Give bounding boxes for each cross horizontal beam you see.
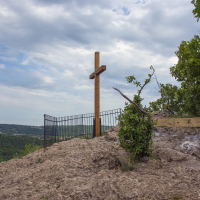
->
[89,65,106,79]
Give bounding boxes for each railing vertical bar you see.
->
[100,117,101,136]
[113,110,115,126]
[107,111,109,130]
[103,111,105,135]
[64,116,66,141]
[44,114,45,149]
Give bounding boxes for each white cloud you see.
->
[21,58,30,65]
[0,64,5,69]
[32,71,55,84]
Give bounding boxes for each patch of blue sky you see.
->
[121,7,130,16]
[0,51,47,87]
[0,50,45,71]
[0,52,24,64]
[112,6,131,16]
[0,43,11,55]
[136,0,148,4]
[0,43,9,50]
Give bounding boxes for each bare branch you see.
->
[113,87,148,115]
[125,140,135,147]
[143,105,149,112]
[138,66,155,97]
[153,75,176,116]
[113,67,155,123]
[152,74,162,92]
[121,110,131,118]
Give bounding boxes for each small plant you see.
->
[164,127,169,132]
[36,157,44,164]
[119,160,135,172]
[150,153,159,160]
[172,194,184,199]
[85,135,93,139]
[118,153,135,172]
[79,134,93,140]
[56,184,60,189]
[39,193,57,200]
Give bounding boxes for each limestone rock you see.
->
[151,110,171,120]
[0,112,200,199]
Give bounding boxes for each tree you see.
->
[148,36,200,118]
[169,35,200,116]
[147,1,200,118]
[191,0,200,22]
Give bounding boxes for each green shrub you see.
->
[114,66,157,166]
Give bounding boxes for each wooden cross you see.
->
[89,52,106,137]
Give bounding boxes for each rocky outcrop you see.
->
[151,110,171,120]
[0,111,200,199]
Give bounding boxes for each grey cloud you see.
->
[1,0,196,59]
[0,0,198,125]
[34,0,113,9]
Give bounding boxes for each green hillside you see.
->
[0,123,114,162]
[0,133,43,163]
[0,124,43,136]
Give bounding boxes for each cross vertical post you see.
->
[95,52,100,137]
[89,52,106,137]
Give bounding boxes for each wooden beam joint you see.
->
[89,65,106,79]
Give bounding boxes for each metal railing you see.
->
[44,108,122,148]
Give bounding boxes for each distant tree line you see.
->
[0,124,44,136]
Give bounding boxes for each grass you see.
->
[78,135,93,139]
[172,194,184,199]
[113,151,161,173]
[118,158,135,172]
[39,193,57,200]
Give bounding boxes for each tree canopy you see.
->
[191,0,200,22]
[147,1,200,118]
[148,36,200,118]
[169,35,200,117]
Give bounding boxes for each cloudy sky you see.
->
[0,0,198,126]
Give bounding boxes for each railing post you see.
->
[93,118,96,138]
[82,114,83,137]
[55,118,57,143]
[44,114,46,150]
[100,118,101,136]
[119,108,122,125]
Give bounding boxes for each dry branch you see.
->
[113,87,149,115]
[137,66,155,97]
[153,75,176,116]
